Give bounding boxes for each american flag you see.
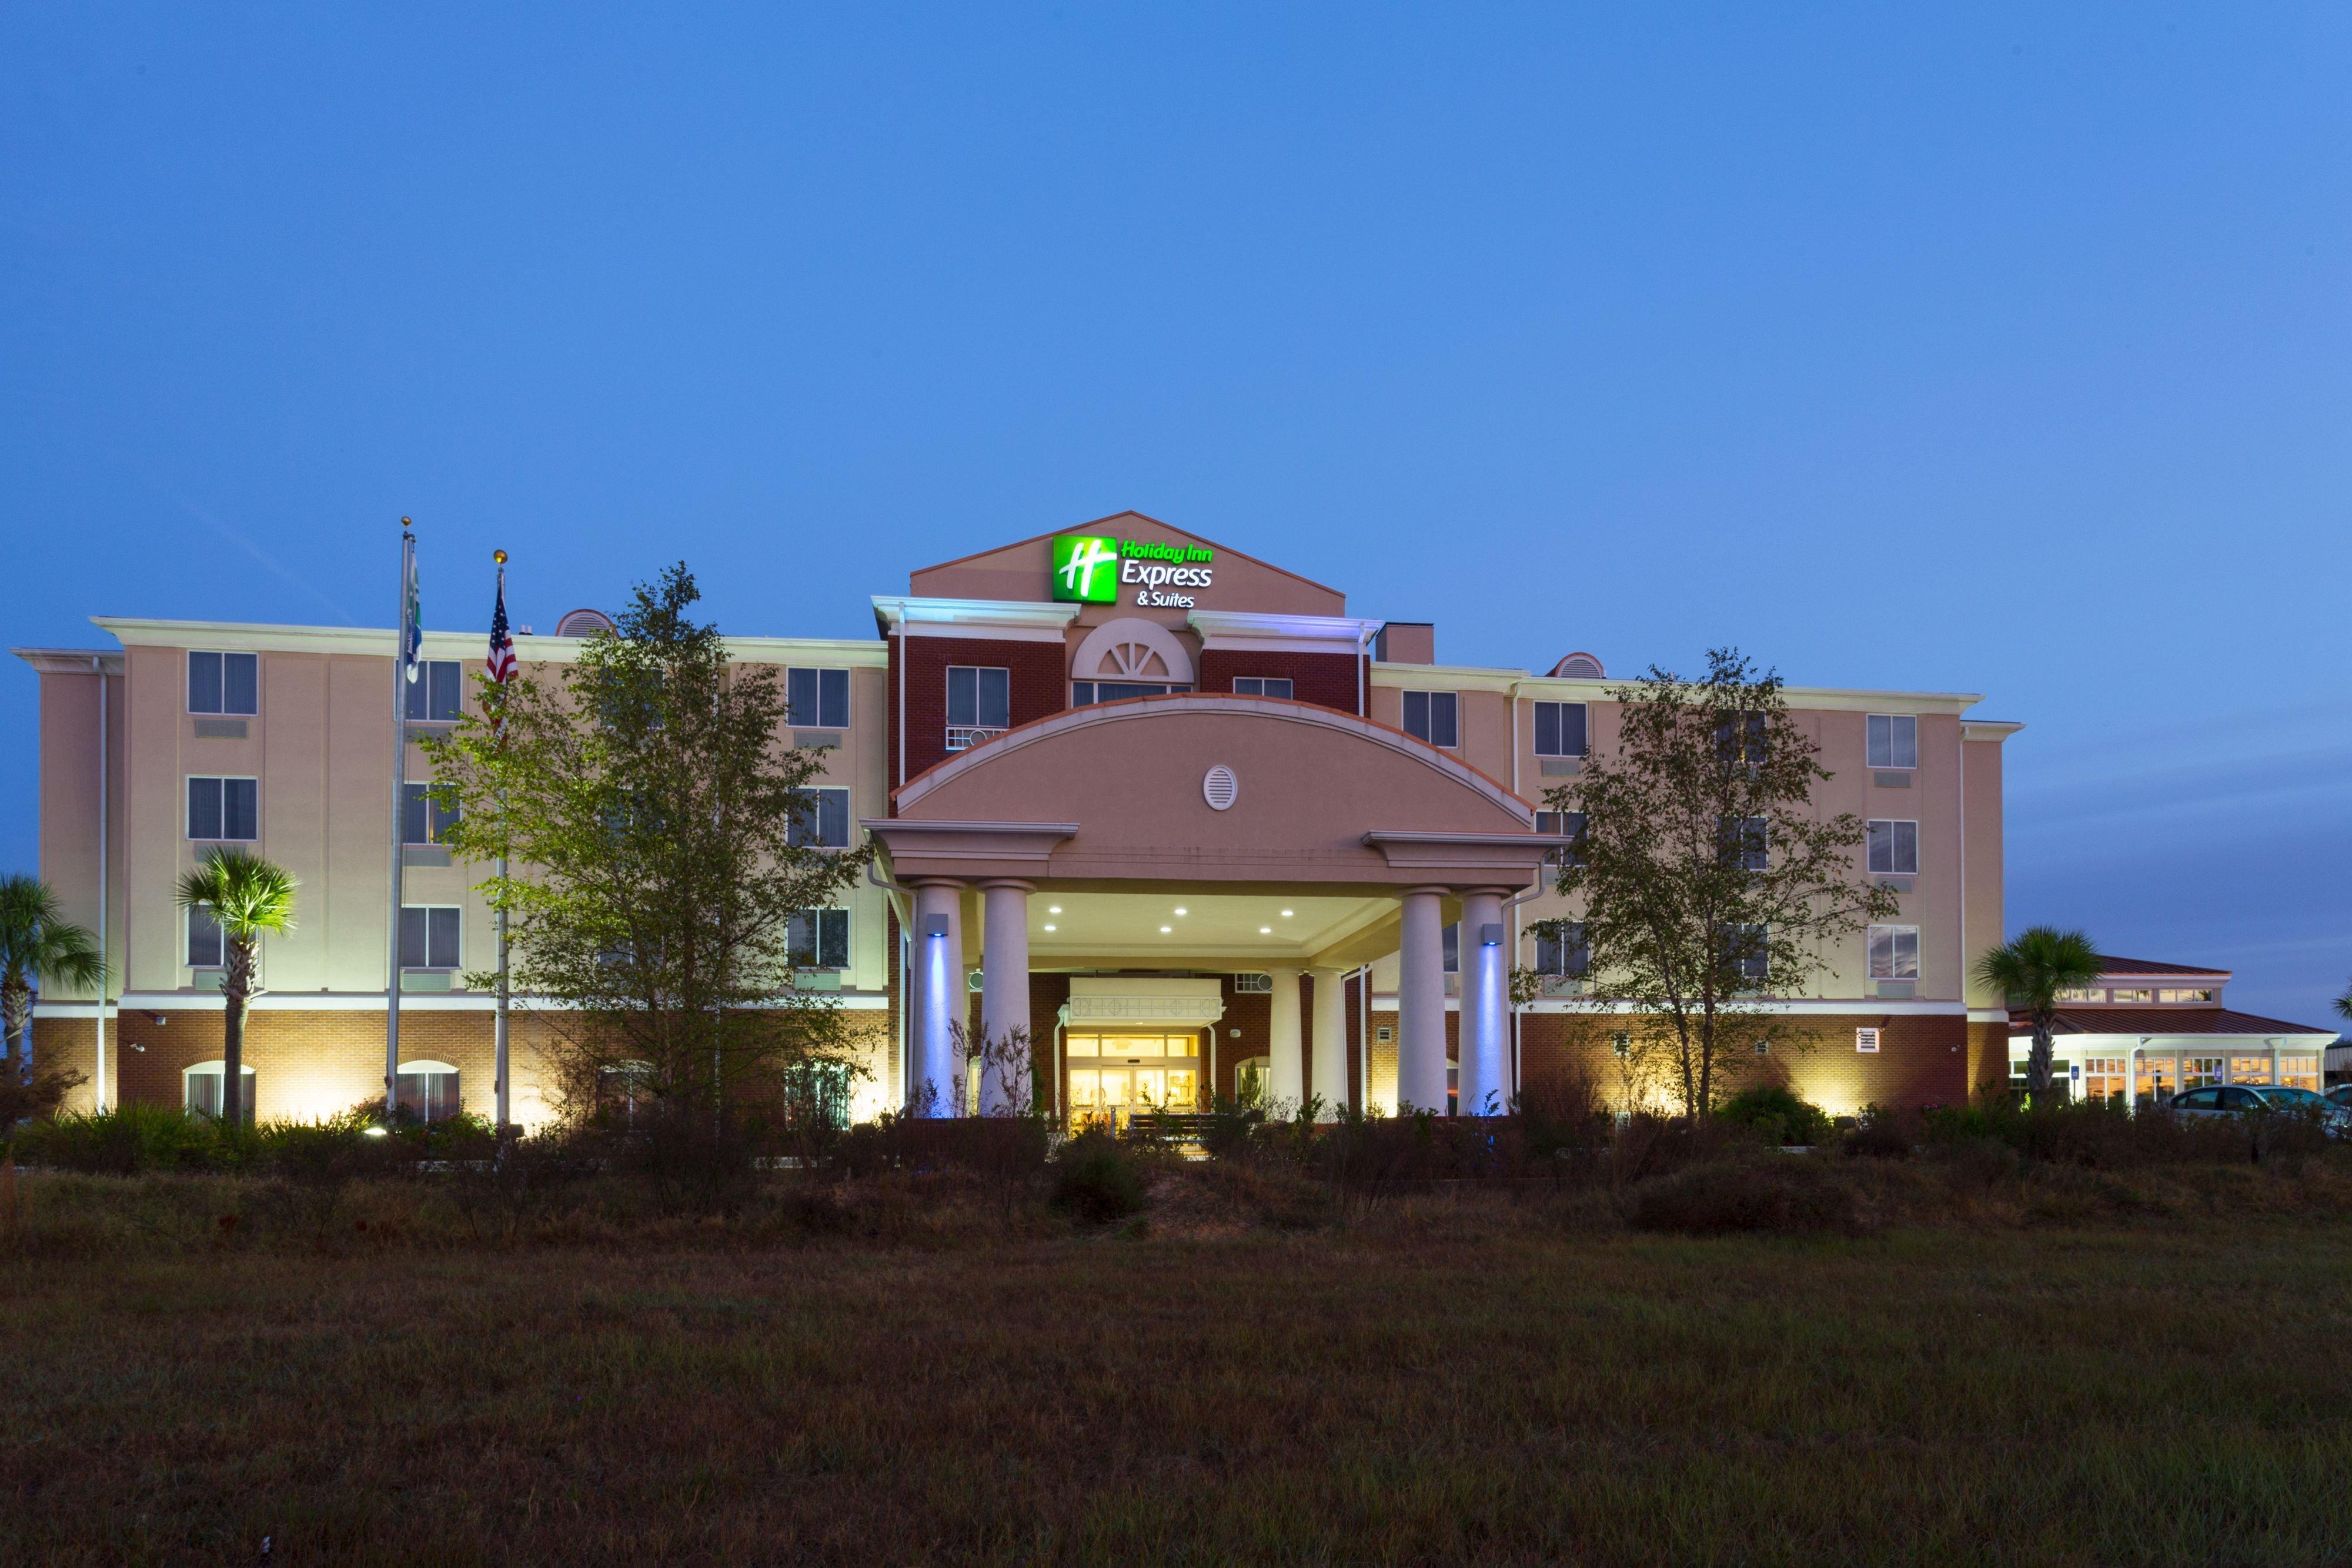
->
[486,571,516,693]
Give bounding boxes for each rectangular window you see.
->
[2183,1055,2225,1089]
[1867,714,1918,770]
[402,783,459,845]
[404,660,464,723]
[1536,810,1586,869]
[1719,815,1768,871]
[1442,921,1460,974]
[788,908,851,970]
[946,666,1011,731]
[2158,988,2215,1004]
[399,907,462,970]
[187,777,259,841]
[1533,701,1588,758]
[1534,920,1589,978]
[2082,1057,2128,1104]
[1866,820,1919,876]
[1232,677,1293,698]
[1071,680,1187,706]
[789,787,851,849]
[2280,1054,2320,1092]
[1855,1027,1881,1054]
[1401,690,1459,748]
[2229,1055,2272,1087]
[188,651,259,716]
[1867,925,1920,980]
[187,907,224,968]
[2111,987,2154,1004]
[2136,1055,2175,1102]
[787,667,850,730]
[1723,924,1768,984]
[2055,986,2105,1002]
[1716,711,1767,765]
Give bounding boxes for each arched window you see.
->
[1068,617,1195,706]
[395,1060,462,1122]
[184,1061,258,1123]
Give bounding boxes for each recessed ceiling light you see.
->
[1043,924,1056,932]
[1174,907,1188,915]
[1160,925,1173,934]
[1280,909,1294,917]
[1048,905,1062,914]
[1259,927,1272,935]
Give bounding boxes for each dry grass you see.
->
[6,1156,2352,1564]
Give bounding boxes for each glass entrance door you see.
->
[1066,1033,1202,1128]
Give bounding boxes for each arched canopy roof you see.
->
[868,695,1562,894]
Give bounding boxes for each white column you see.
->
[1309,966,1348,1119]
[1267,967,1305,1114]
[1457,889,1509,1117]
[1396,888,1449,1114]
[979,880,1033,1116]
[909,880,965,1118]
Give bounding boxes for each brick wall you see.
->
[1196,651,1366,716]
[1518,1010,1970,1114]
[894,634,1070,787]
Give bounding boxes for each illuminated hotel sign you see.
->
[1053,534,1217,609]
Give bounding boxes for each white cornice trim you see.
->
[12,647,123,676]
[870,597,1080,641]
[1370,660,1987,714]
[41,991,893,1015]
[88,617,884,667]
[1188,610,1381,651]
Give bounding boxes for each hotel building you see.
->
[19,513,2031,1126]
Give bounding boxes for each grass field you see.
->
[7,1164,2352,1565]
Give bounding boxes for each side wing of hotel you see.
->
[15,513,2335,1124]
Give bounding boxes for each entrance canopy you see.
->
[863,694,1563,969]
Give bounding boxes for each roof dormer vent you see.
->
[554,609,617,638]
[1549,652,1604,680]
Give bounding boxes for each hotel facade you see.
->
[21,513,2037,1127]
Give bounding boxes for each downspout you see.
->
[1357,621,1381,717]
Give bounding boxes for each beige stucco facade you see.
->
[16,510,2020,1126]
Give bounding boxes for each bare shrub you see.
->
[1628,1154,1869,1236]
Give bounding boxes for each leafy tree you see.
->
[1526,648,1897,1118]
[1973,926,2101,1101]
[175,850,299,1125]
[424,564,871,1142]
[0,874,105,1126]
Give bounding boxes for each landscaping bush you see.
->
[1628,1154,1866,1236]
[1716,1084,1832,1148]
[1051,1131,1146,1223]
[1842,1104,1915,1159]
[1925,1097,2331,1169]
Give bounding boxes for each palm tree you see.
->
[0,874,108,1093]
[1975,926,2102,1102]
[175,850,298,1125]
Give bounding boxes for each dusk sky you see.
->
[5,6,2347,1027]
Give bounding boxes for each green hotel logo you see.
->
[1052,535,1122,603]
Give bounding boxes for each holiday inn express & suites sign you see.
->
[1052,534,1218,609]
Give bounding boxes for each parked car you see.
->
[2327,1085,2352,1111]
[2249,1085,2352,1133]
[2170,1084,2351,1136]
[2168,1085,2267,1119]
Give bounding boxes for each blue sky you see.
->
[5,5,2347,1027]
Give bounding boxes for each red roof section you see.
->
[2095,954,2231,978]
[2009,1006,2336,1039]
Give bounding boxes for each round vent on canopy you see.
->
[555,608,617,638]
[1202,765,1239,812]
[1549,652,1605,679]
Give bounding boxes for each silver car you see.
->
[2170,1084,2350,1135]
[2249,1085,2352,1133]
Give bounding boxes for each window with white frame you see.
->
[1867,925,1919,981]
[1535,810,1586,870]
[402,783,459,845]
[2158,988,2215,1004]
[405,660,464,723]
[1867,714,1917,770]
[788,667,850,730]
[1719,815,1768,871]
[1532,920,1588,978]
[788,908,850,970]
[185,1062,257,1121]
[1232,676,1292,698]
[2055,985,2105,1002]
[188,651,259,716]
[1722,923,1768,984]
[188,907,225,968]
[187,777,259,841]
[399,906,462,971]
[1401,690,1459,748]
[396,1061,463,1121]
[789,787,851,848]
[946,666,1010,745]
[1533,700,1587,758]
[1866,819,1919,876]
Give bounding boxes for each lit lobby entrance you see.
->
[1065,1032,1202,1128]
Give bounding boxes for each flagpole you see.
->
[385,518,416,1116]
[492,549,512,1132]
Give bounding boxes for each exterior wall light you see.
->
[921,915,949,938]
[1481,924,1504,945]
